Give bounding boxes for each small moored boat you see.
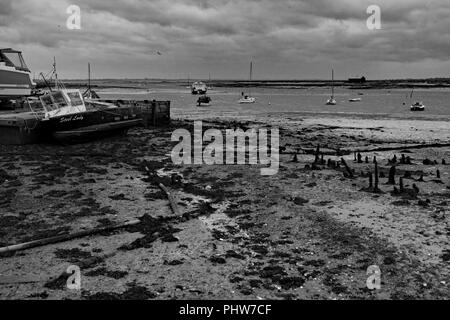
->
[191,82,207,95]
[410,102,425,111]
[38,89,140,143]
[197,95,211,107]
[239,62,256,104]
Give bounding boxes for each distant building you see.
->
[348,76,366,83]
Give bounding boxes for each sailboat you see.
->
[239,61,256,104]
[409,89,425,111]
[83,63,100,100]
[326,69,337,105]
[186,75,191,89]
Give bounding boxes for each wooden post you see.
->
[374,162,379,191]
[152,100,157,127]
[158,183,181,215]
[388,166,396,184]
[314,145,320,163]
[341,158,354,178]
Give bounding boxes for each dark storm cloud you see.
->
[0,0,449,78]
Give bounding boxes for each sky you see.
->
[1,0,449,80]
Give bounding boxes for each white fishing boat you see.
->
[0,48,35,98]
[239,61,256,104]
[326,69,336,105]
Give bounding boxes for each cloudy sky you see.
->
[1,0,449,79]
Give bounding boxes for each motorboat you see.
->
[239,95,256,104]
[197,95,211,107]
[349,98,362,102]
[410,102,425,111]
[0,48,35,98]
[191,81,207,95]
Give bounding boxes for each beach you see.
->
[0,94,449,299]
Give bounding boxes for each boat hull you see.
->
[52,119,141,144]
[239,97,256,104]
[40,107,141,142]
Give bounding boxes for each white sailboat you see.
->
[326,69,336,105]
[239,61,256,104]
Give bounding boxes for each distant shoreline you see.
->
[35,78,450,90]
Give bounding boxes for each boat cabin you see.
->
[0,49,31,72]
[39,89,87,119]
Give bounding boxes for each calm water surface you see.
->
[97,85,450,122]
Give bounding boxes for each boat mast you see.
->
[249,61,253,96]
[53,56,58,90]
[331,69,334,99]
[88,62,91,94]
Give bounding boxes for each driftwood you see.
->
[0,275,47,285]
[144,166,180,215]
[0,219,140,255]
[158,183,181,215]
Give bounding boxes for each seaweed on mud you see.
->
[211,229,229,241]
[27,291,49,299]
[248,279,263,288]
[54,248,104,269]
[108,193,132,201]
[250,245,269,255]
[276,276,306,290]
[259,265,287,279]
[229,275,244,283]
[119,214,182,251]
[144,190,167,200]
[0,215,26,228]
[225,250,246,260]
[303,259,326,267]
[209,255,227,264]
[0,188,17,206]
[163,259,184,266]
[44,272,71,290]
[84,267,128,279]
[59,197,117,221]
[21,226,72,243]
[224,206,252,218]
[322,274,348,295]
[82,283,157,300]
[441,250,450,262]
